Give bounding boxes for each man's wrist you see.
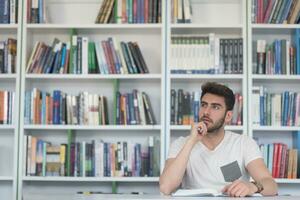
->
[251,181,264,193]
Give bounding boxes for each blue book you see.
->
[259,87,265,125]
[274,40,281,74]
[280,0,293,23]
[38,0,43,23]
[268,144,274,174]
[53,90,61,124]
[282,91,289,126]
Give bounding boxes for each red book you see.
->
[272,143,279,178]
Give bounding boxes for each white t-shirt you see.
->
[167,131,262,192]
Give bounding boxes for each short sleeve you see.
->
[167,137,187,159]
[243,136,263,166]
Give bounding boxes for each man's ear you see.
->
[225,110,233,123]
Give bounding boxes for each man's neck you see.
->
[201,128,225,151]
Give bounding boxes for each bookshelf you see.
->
[18,0,165,199]
[0,0,22,199]
[247,0,300,195]
[0,0,297,199]
[166,0,247,150]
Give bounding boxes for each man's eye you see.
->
[213,106,220,110]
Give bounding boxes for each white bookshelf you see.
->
[25,74,162,80]
[17,0,165,199]
[0,1,22,200]
[1,0,298,199]
[23,176,159,182]
[165,0,248,153]
[247,0,300,195]
[23,125,162,131]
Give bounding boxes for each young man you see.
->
[159,82,278,197]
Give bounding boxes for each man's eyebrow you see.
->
[201,101,223,107]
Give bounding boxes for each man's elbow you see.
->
[159,183,173,195]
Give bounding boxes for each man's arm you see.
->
[222,158,278,197]
[159,138,197,195]
[246,158,278,196]
[159,122,207,195]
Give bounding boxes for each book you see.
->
[172,188,224,197]
[172,188,263,197]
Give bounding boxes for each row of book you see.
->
[171,0,192,23]
[27,0,47,23]
[24,89,109,125]
[0,0,18,24]
[254,39,298,75]
[170,89,243,126]
[252,0,300,24]
[0,38,17,74]
[26,37,149,74]
[116,90,156,125]
[25,135,160,177]
[0,90,14,124]
[260,143,298,179]
[95,0,162,24]
[252,86,300,126]
[170,35,243,74]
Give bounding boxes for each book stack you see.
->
[24,88,109,125]
[252,0,300,24]
[259,143,298,179]
[0,90,15,124]
[24,135,160,177]
[0,38,17,74]
[170,89,242,126]
[116,90,156,125]
[252,86,300,126]
[95,0,162,24]
[171,0,192,23]
[0,0,18,24]
[170,34,243,74]
[254,39,297,75]
[27,0,47,23]
[26,37,149,74]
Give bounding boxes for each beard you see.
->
[200,113,226,133]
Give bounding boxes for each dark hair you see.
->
[201,82,235,111]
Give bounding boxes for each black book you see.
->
[133,42,149,73]
[128,42,144,73]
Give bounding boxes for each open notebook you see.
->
[172,189,263,197]
[172,188,224,197]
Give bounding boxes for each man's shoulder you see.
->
[225,131,254,143]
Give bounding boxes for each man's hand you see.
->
[190,121,207,144]
[222,180,257,197]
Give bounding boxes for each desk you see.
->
[24,194,300,200]
[74,194,300,200]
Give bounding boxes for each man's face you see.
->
[199,93,232,133]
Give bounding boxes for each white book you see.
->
[172,189,263,197]
[214,37,220,73]
[272,93,281,126]
[252,86,260,125]
[172,188,223,197]
[183,0,192,23]
[10,0,16,23]
[93,94,99,125]
[137,92,146,125]
[81,37,89,74]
